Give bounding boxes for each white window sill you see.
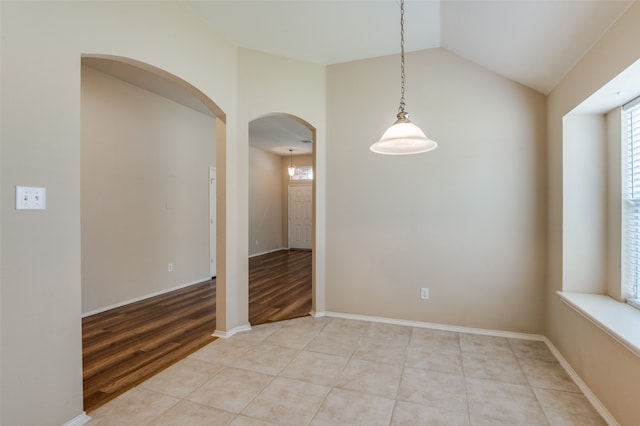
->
[558,291,640,358]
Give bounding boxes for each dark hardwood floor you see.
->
[82,249,311,412]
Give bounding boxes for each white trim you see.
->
[81,277,211,318]
[543,336,619,426]
[310,310,326,318]
[323,311,544,341]
[249,248,289,258]
[213,323,252,338]
[61,413,91,426]
[557,291,640,358]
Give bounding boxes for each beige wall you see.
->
[1,5,327,424]
[249,146,284,256]
[81,65,216,313]
[562,114,607,294]
[547,3,640,425]
[0,2,239,425]
[326,48,547,333]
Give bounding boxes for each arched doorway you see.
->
[248,113,316,323]
[79,55,227,410]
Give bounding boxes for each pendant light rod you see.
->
[398,0,406,115]
[370,0,437,155]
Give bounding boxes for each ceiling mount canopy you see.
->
[370,0,437,156]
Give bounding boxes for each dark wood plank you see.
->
[83,249,311,412]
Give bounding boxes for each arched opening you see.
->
[248,113,316,324]
[79,55,227,411]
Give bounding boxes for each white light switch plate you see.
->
[16,186,46,210]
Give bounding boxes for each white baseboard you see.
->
[323,311,544,341]
[543,337,619,426]
[62,412,91,426]
[81,277,211,318]
[249,247,288,258]
[213,323,252,338]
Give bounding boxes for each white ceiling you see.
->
[182,0,634,156]
[184,0,633,95]
[86,1,635,157]
[249,115,313,156]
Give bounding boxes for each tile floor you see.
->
[87,316,607,425]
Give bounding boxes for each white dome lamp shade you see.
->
[370,0,438,155]
[371,111,437,155]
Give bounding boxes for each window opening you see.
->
[623,96,640,308]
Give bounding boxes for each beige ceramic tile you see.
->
[280,350,349,386]
[534,388,606,425]
[391,400,470,426]
[186,367,272,413]
[466,377,548,425]
[149,400,236,426]
[233,323,281,344]
[188,337,256,365]
[519,358,580,392]
[509,339,557,362]
[231,342,299,375]
[321,318,370,337]
[264,325,319,350]
[405,345,463,374]
[410,328,460,353]
[364,322,412,345]
[89,317,605,426]
[353,338,407,366]
[87,387,178,426]
[459,333,513,356]
[242,377,330,425]
[462,351,527,384]
[311,388,395,426]
[229,415,280,426]
[397,367,468,413]
[140,358,224,398]
[336,357,403,399]
[281,315,332,332]
[305,332,361,357]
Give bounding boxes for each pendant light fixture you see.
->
[370,0,437,155]
[287,149,296,177]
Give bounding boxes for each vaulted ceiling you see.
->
[185,0,633,95]
[89,1,635,156]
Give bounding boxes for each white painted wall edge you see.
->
[81,277,211,318]
[213,323,252,338]
[315,310,617,425]
[317,311,545,340]
[557,291,640,358]
[61,412,91,426]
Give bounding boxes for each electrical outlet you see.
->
[421,288,429,300]
[168,263,174,272]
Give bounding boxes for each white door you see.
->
[288,184,312,250]
[210,167,216,278]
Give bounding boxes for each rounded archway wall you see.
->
[80,54,227,325]
[248,113,316,323]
